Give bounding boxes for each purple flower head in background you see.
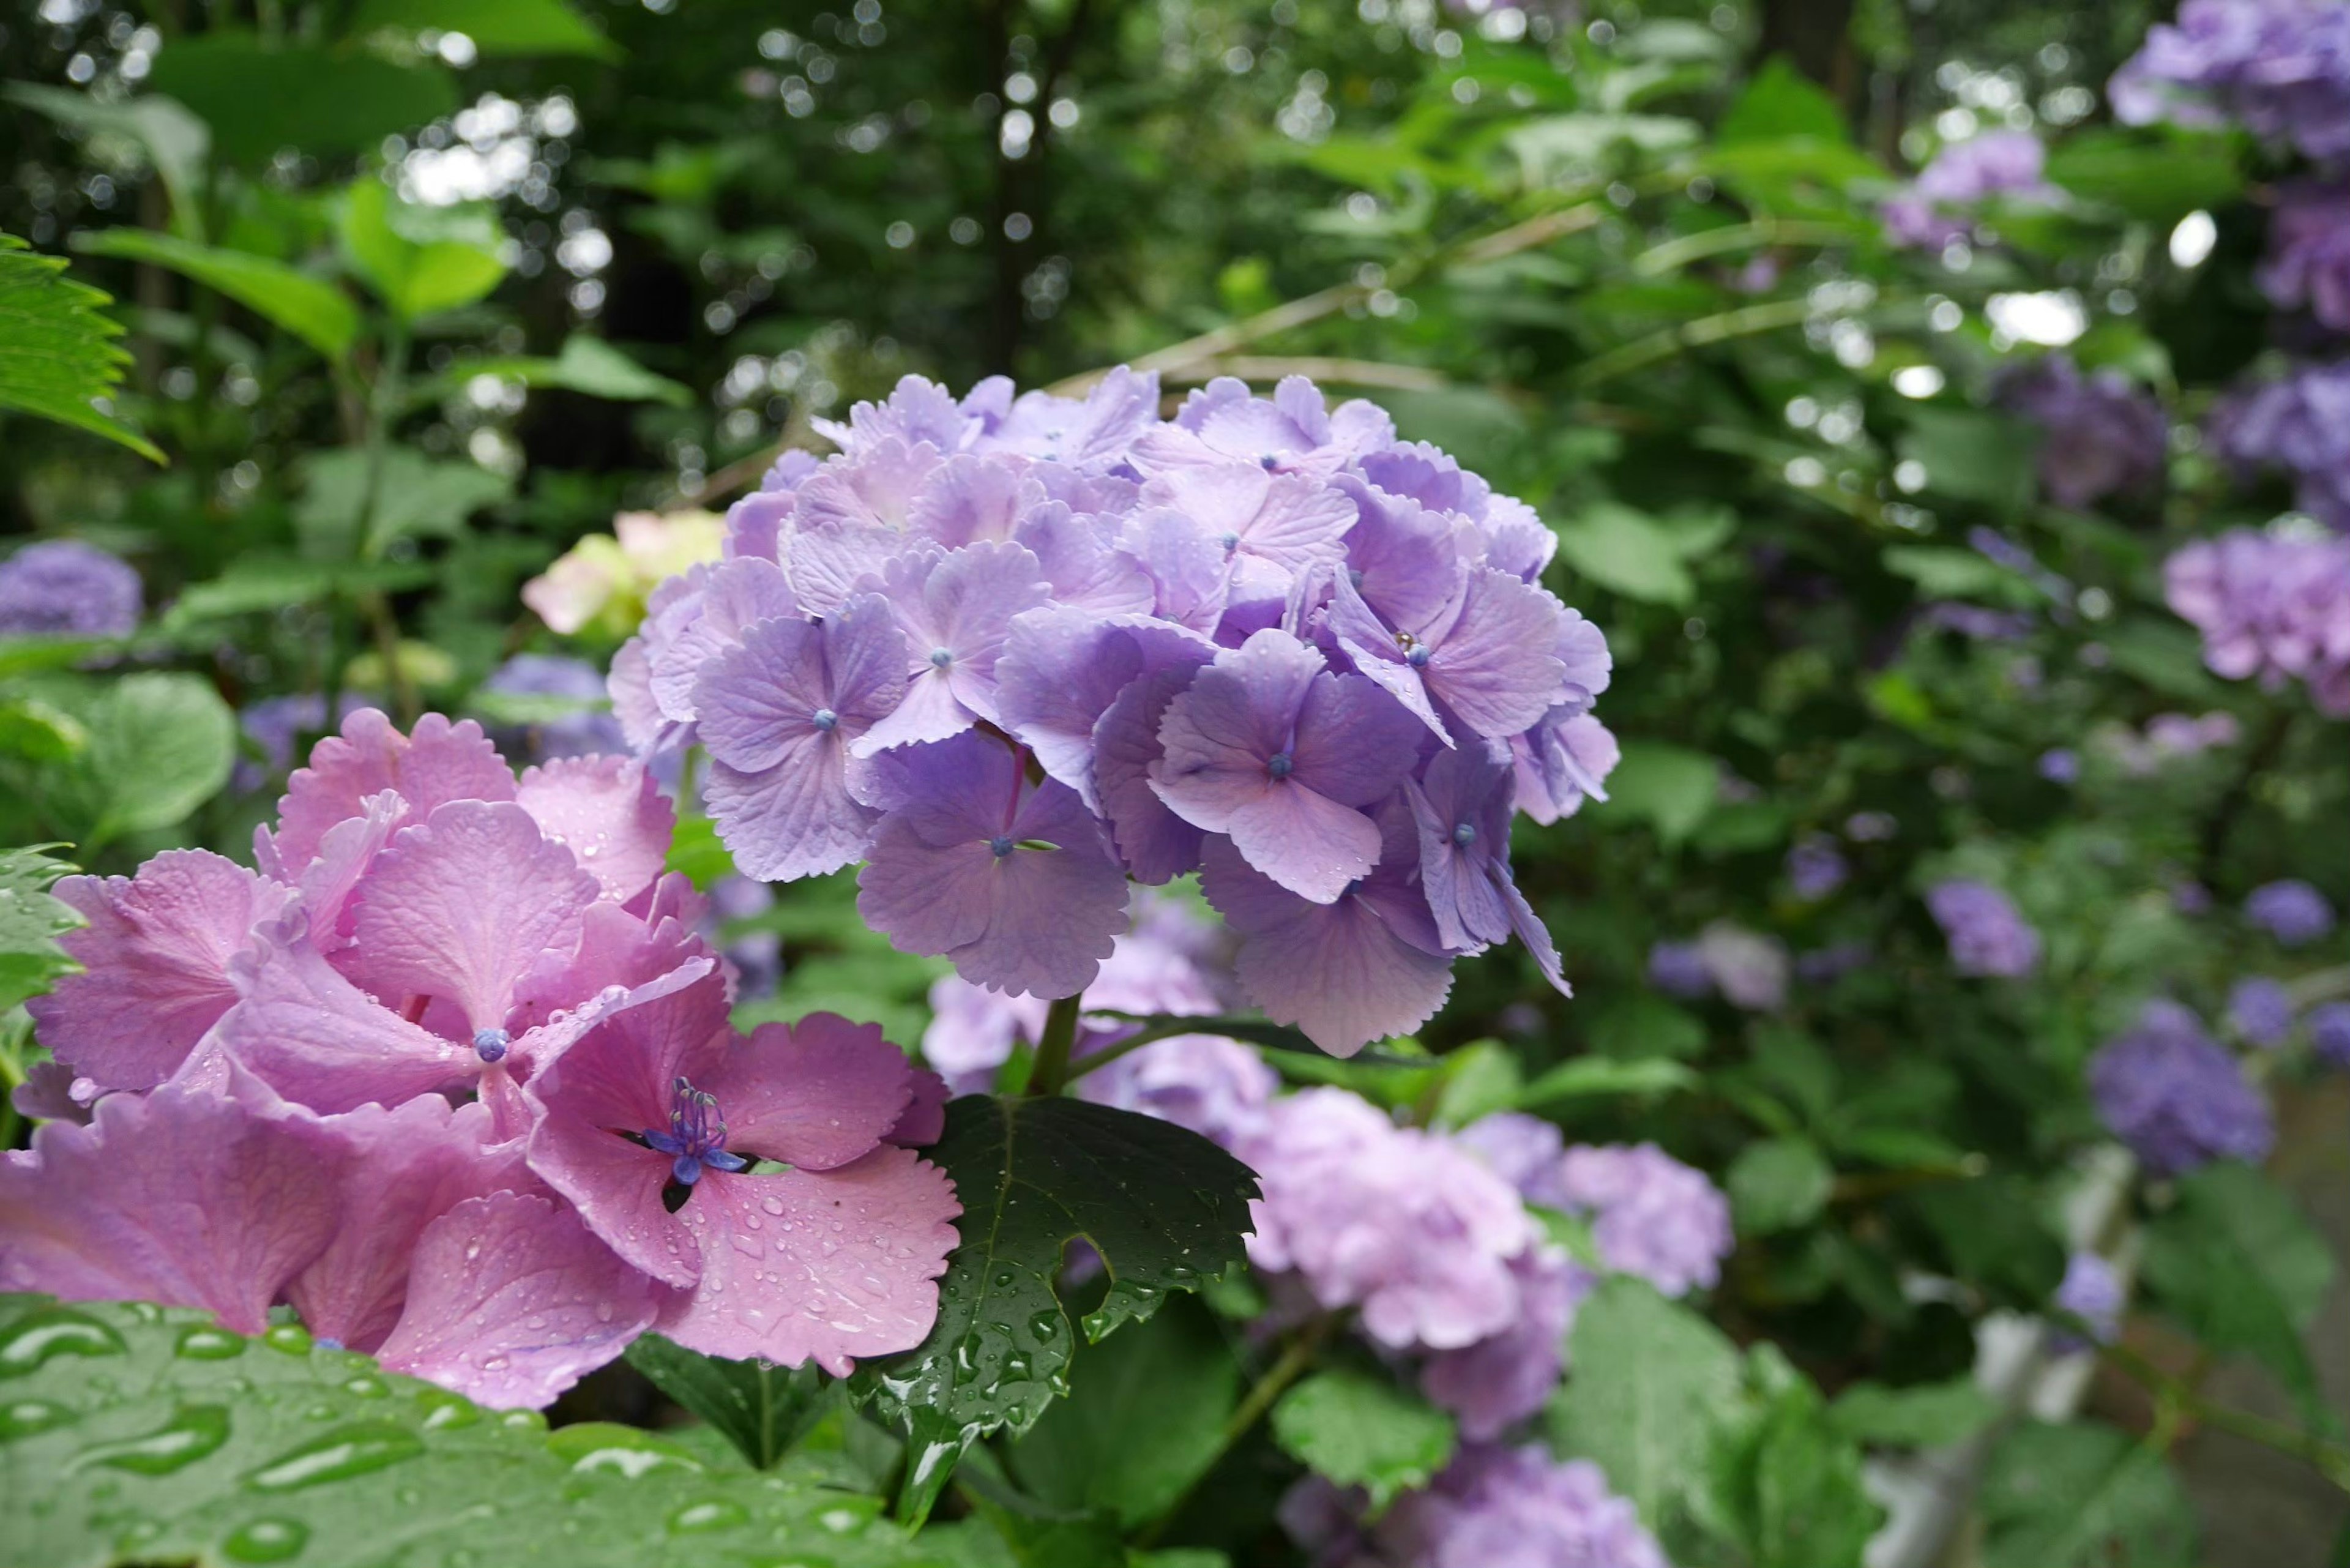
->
[2040,747,2081,784]
[2165,529,2350,715]
[2207,367,2350,532]
[2051,1251,2125,1353]
[0,538,143,638]
[1647,938,1714,999]
[482,653,629,761]
[1553,1141,1735,1298]
[2112,0,2350,162]
[2228,976,2298,1047]
[2261,182,2350,330]
[1994,356,2168,508]
[1787,833,1849,900]
[1881,132,2056,249]
[1928,879,2042,977]
[2245,878,2338,944]
[617,370,1605,1053]
[2087,999,2275,1176]
[1289,1443,1668,1568]
[2309,1001,2350,1067]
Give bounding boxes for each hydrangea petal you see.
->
[654,1147,960,1375]
[517,755,676,906]
[376,1190,660,1409]
[269,709,516,873]
[0,1082,343,1332]
[29,850,292,1094]
[345,801,602,1034]
[1095,663,1213,884]
[699,1012,915,1171]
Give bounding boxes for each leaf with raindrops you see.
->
[0,1294,944,1568]
[846,1096,1259,1525]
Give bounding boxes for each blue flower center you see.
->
[642,1076,748,1188]
[1266,752,1295,780]
[928,647,954,669]
[811,707,839,732]
[988,835,1018,858]
[1453,822,1477,847]
[1218,531,1240,553]
[1406,644,1433,669]
[472,1027,509,1064]
[1258,454,1281,471]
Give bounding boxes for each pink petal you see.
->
[0,1082,343,1332]
[214,917,475,1114]
[345,801,602,1035]
[701,1013,913,1171]
[517,755,676,906]
[654,1148,960,1375]
[1202,838,1455,1057]
[29,850,292,1094]
[887,1068,950,1148]
[608,637,668,753]
[376,1190,660,1408]
[284,1096,526,1353]
[296,789,405,948]
[269,709,515,873]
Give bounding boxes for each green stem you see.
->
[2102,1341,2350,1495]
[1138,1314,1335,1548]
[1024,993,1084,1098]
[1055,1017,1200,1086]
[1573,297,1819,388]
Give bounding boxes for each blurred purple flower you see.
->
[1881,132,2056,249]
[2262,182,2350,329]
[1647,939,1714,999]
[2087,999,2275,1176]
[2051,1251,2124,1353]
[2207,367,2350,531]
[482,654,628,761]
[2039,748,2081,784]
[1994,356,2168,508]
[2113,0,2350,161]
[0,539,143,638]
[1928,880,2042,977]
[2228,976,2297,1047]
[1319,1443,1669,1568]
[2245,878,2338,945]
[2309,1001,2350,1067]
[2165,529,2350,715]
[1554,1141,1734,1298]
[1787,834,1849,901]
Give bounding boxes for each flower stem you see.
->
[1025,993,1085,1098]
[1138,1313,1334,1548]
[2103,1339,2350,1495]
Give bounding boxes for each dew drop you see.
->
[174,1327,245,1362]
[242,1422,423,1491]
[69,1403,231,1476]
[261,1324,313,1357]
[668,1499,748,1534]
[0,1307,127,1376]
[221,1517,309,1563]
[0,1398,75,1442]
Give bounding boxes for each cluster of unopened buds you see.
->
[617,368,1618,1052]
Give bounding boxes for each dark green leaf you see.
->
[1903,1178,2067,1305]
[1516,1054,1696,1111]
[74,229,360,361]
[849,1096,1258,1523]
[1,673,234,844]
[1548,1277,1742,1530]
[418,335,692,406]
[1270,1370,1456,1509]
[338,181,507,323]
[622,1334,834,1469]
[4,87,209,241]
[1718,56,1849,146]
[1584,994,1709,1061]
[147,35,457,166]
[0,846,82,1015]
[1727,1138,1832,1235]
[297,446,513,559]
[2045,130,2243,224]
[1597,741,1717,845]
[0,1296,933,1568]
[1553,501,1696,606]
[1895,408,2039,511]
[1979,1421,2196,1567]
[0,235,161,461]
[1008,1298,1239,1528]
[163,558,436,628]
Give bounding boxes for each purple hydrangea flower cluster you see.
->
[1646,923,1792,1009]
[2245,878,2338,944]
[2087,999,2275,1176]
[4,709,958,1406]
[0,538,143,638]
[1993,356,2168,509]
[1283,1443,1668,1568]
[1927,880,2043,977]
[2310,1000,2350,1067]
[2261,183,2350,329]
[1241,1089,1587,1440]
[2051,1251,2125,1353]
[482,652,630,760]
[2165,529,2350,715]
[1881,132,2057,249]
[1786,833,1849,900]
[2228,976,2299,1046]
[920,890,1278,1148]
[2111,0,2350,162]
[613,371,1616,1055]
[2207,366,2350,531]
[1461,1114,1734,1299]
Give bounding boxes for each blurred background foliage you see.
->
[2,0,2347,1564]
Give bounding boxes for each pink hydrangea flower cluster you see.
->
[2164,528,2350,716]
[613,371,1617,1055]
[2,711,958,1408]
[1242,1088,1588,1440]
